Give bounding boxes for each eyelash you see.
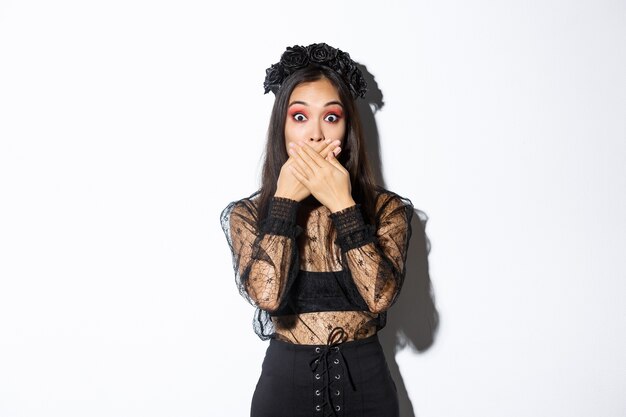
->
[291,112,342,123]
[324,113,341,123]
[293,113,307,122]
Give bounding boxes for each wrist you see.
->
[329,197,356,213]
[274,190,301,202]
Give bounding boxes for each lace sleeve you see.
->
[329,192,413,313]
[220,196,301,312]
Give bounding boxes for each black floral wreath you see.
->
[263,43,367,99]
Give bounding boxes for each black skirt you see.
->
[251,330,399,417]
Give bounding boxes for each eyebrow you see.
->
[288,100,344,108]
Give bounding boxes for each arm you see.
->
[330,193,413,313]
[222,142,341,311]
[221,196,301,312]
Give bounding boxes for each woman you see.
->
[221,43,413,417]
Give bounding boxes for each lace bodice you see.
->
[221,189,413,344]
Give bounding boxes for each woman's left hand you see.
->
[287,141,356,213]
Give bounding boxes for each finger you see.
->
[283,155,297,169]
[325,147,341,162]
[293,142,323,169]
[319,140,342,158]
[326,149,345,170]
[288,145,315,176]
[288,140,338,159]
[288,164,310,186]
[297,141,327,167]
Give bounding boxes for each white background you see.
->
[1,1,625,416]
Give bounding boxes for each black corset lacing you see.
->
[309,327,356,416]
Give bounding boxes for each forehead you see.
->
[289,78,341,104]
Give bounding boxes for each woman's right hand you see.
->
[274,139,342,201]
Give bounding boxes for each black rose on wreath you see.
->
[348,69,368,98]
[332,51,356,76]
[263,42,368,99]
[281,45,309,69]
[263,63,284,94]
[308,43,338,64]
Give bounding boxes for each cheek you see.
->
[284,121,303,152]
[333,121,347,144]
[284,121,316,149]
[284,121,298,146]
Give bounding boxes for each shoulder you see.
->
[220,191,261,222]
[373,187,414,216]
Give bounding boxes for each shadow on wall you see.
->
[357,64,440,417]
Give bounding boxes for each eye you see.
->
[324,113,341,123]
[293,113,307,122]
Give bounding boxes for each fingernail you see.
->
[289,142,295,147]
[333,147,341,156]
[333,140,341,146]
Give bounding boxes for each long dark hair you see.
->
[256,65,378,226]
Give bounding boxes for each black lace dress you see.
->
[221,189,413,345]
[221,189,413,417]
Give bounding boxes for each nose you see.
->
[308,120,324,142]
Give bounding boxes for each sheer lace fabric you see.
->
[221,189,413,345]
